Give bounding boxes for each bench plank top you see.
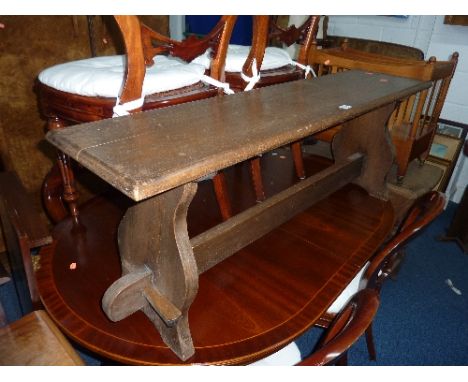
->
[46,70,429,201]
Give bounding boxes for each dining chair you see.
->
[308,46,458,183]
[38,15,237,223]
[314,190,445,361]
[217,15,321,201]
[251,288,380,366]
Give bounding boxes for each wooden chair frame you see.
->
[298,289,379,366]
[225,16,320,90]
[224,16,320,202]
[39,15,237,224]
[315,190,445,361]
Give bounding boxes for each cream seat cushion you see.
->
[193,44,294,73]
[325,261,370,315]
[250,342,302,366]
[38,55,207,98]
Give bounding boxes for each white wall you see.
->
[328,16,436,53]
[328,15,468,202]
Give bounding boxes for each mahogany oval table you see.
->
[36,153,395,365]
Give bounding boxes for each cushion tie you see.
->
[113,96,145,117]
[292,60,317,78]
[201,75,234,95]
[241,59,261,91]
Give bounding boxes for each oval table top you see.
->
[36,152,394,365]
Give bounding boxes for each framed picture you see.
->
[436,122,464,139]
[429,133,462,162]
[427,119,468,192]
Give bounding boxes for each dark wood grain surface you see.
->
[36,152,394,365]
[0,310,84,365]
[46,70,429,201]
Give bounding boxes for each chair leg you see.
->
[42,162,69,224]
[56,151,81,226]
[47,117,81,226]
[212,172,232,221]
[393,144,412,185]
[291,141,305,180]
[396,160,410,184]
[389,250,406,281]
[336,351,348,366]
[249,157,266,202]
[365,323,377,361]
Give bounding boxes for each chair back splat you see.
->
[38,15,237,224]
[253,289,380,366]
[222,16,320,202]
[299,289,380,366]
[225,16,320,91]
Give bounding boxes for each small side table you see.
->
[439,141,468,253]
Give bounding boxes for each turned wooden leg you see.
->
[396,158,411,185]
[249,157,266,202]
[291,141,306,180]
[212,172,232,221]
[42,162,68,223]
[365,323,377,361]
[47,117,80,225]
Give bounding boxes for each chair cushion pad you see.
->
[38,55,207,98]
[325,261,370,314]
[195,44,293,73]
[250,342,302,366]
